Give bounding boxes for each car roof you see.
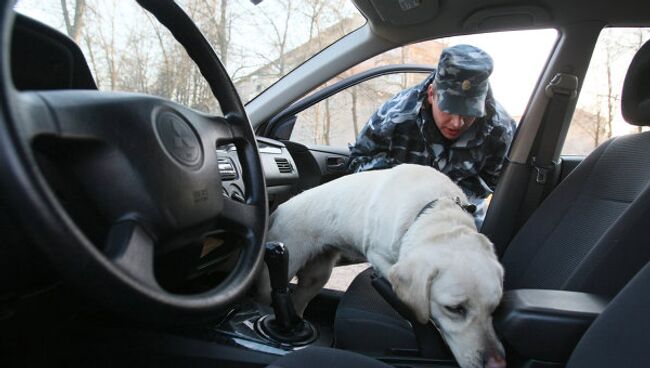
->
[356,0,650,44]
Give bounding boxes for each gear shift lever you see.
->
[256,242,317,345]
[265,241,301,329]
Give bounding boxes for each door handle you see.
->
[326,157,347,171]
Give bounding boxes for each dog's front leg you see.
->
[292,250,340,317]
[366,251,395,278]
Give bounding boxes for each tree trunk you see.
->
[61,0,86,42]
[595,108,602,147]
[606,50,614,139]
[351,86,359,136]
[313,103,321,144]
[218,0,229,67]
[324,98,331,145]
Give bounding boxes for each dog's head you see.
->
[389,233,505,368]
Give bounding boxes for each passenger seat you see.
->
[334,40,650,355]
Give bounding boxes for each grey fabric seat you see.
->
[266,346,393,368]
[334,40,650,354]
[276,262,650,368]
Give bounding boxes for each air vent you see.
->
[218,158,237,180]
[275,157,293,174]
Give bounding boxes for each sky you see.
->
[450,29,558,118]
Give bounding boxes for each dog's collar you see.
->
[415,197,477,220]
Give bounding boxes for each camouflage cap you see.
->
[434,44,494,118]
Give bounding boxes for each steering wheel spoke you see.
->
[10,91,60,142]
[105,220,160,290]
[219,196,264,234]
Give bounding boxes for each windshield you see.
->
[14,0,366,109]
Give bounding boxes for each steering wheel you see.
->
[0,0,267,325]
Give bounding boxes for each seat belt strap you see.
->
[515,73,579,232]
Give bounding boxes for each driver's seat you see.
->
[269,262,650,367]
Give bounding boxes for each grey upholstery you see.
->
[622,40,650,125]
[566,262,650,368]
[334,40,650,354]
[334,267,416,354]
[266,346,393,368]
[501,132,650,294]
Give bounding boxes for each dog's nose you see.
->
[483,353,506,368]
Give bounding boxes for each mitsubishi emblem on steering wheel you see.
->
[156,111,203,167]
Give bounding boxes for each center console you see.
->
[494,289,609,367]
[211,242,328,356]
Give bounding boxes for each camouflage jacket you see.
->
[348,73,516,199]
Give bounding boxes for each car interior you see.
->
[1,0,649,367]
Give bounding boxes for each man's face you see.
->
[427,84,477,140]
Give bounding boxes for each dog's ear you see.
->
[388,255,439,324]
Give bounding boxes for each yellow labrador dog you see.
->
[260,164,505,368]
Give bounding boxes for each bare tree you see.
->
[60,0,86,42]
[350,85,359,136]
[312,102,321,143]
[323,96,331,145]
[572,106,607,150]
[192,0,232,68]
[605,45,616,139]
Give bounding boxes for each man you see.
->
[348,44,516,226]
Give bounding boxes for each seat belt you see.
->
[515,73,579,231]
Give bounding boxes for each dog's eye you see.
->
[444,305,467,317]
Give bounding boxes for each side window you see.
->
[563,28,650,155]
[290,29,558,148]
[291,72,431,147]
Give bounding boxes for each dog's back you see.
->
[267,164,467,274]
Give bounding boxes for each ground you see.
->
[324,263,369,291]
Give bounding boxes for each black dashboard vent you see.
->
[274,157,293,174]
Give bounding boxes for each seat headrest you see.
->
[622,40,650,126]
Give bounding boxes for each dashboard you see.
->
[217,137,299,206]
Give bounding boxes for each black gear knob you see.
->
[265,241,289,290]
[258,242,318,345]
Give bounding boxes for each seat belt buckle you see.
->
[535,166,549,184]
[532,157,557,184]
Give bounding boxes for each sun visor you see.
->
[355,0,439,26]
[463,5,552,32]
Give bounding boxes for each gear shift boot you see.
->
[256,314,318,345]
[256,242,318,346]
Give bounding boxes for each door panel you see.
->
[270,141,349,211]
